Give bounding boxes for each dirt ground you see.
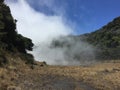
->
[0,59,120,90]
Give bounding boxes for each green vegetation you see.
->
[0,1,34,52]
[0,1,34,66]
[81,17,120,60]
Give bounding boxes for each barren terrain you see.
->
[0,57,120,90]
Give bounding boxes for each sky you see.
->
[26,0,120,34]
[6,0,73,43]
[6,0,120,35]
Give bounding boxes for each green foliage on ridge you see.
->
[0,1,34,53]
[81,17,120,60]
[0,1,34,65]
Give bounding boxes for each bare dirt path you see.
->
[38,75,95,90]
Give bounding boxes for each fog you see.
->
[33,36,96,65]
[6,0,96,65]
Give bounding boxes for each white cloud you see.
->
[5,0,75,65]
[5,0,96,65]
[27,0,66,16]
[5,0,72,44]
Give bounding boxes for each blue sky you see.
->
[27,0,120,34]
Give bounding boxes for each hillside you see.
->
[0,0,34,66]
[50,17,120,61]
[82,17,120,60]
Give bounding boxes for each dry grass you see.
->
[0,55,120,90]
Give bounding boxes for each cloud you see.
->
[32,36,96,65]
[27,0,66,16]
[5,0,72,44]
[28,0,55,9]
[5,0,96,65]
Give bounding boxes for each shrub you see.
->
[20,53,34,64]
[0,55,8,67]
